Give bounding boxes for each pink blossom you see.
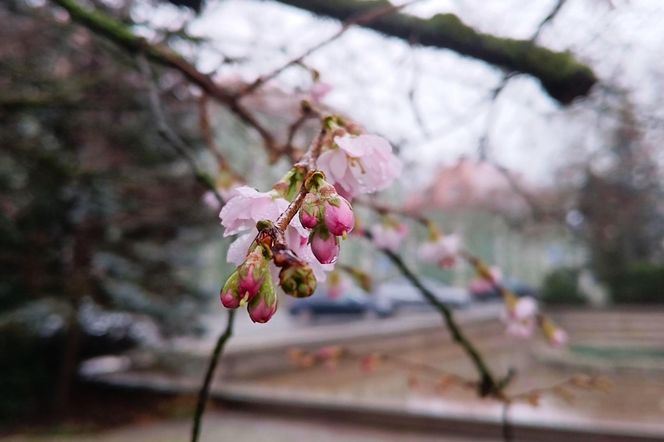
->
[370,223,409,252]
[510,297,538,321]
[502,296,538,339]
[323,197,354,236]
[317,134,401,197]
[417,234,462,268]
[311,231,340,264]
[219,186,286,237]
[203,184,241,211]
[310,82,332,102]
[549,328,569,347]
[222,187,332,282]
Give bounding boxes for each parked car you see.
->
[375,278,471,311]
[288,288,394,320]
[470,278,539,302]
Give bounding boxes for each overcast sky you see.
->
[134,0,664,188]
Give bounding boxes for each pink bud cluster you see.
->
[220,245,277,323]
[298,174,355,265]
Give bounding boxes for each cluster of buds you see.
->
[220,220,318,323]
[220,244,276,323]
[298,171,355,264]
[272,242,317,299]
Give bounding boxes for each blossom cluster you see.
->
[299,172,354,264]
[217,124,401,323]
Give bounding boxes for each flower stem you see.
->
[191,310,236,442]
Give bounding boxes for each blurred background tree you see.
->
[576,103,664,304]
[0,0,214,419]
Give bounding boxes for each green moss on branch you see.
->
[274,0,597,104]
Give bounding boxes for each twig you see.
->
[406,44,430,138]
[282,103,318,160]
[488,160,549,221]
[477,73,513,160]
[197,95,243,181]
[51,0,277,154]
[531,0,568,42]
[378,245,501,398]
[274,125,329,231]
[191,310,236,442]
[137,55,225,207]
[242,0,422,96]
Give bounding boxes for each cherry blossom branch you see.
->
[271,125,328,233]
[191,310,236,442]
[378,245,502,398]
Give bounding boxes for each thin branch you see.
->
[378,245,501,398]
[197,95,243,182]
[275,126,329,231]
[137,55,225,207]
[50,0,277,152]
[191,310,236,442]
[488,160,550,221]
[531,0,568,42]
[407,45,430,138]
[477,73,513,160]
[243,0,422,96]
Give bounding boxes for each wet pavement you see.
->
[2,409,488,442]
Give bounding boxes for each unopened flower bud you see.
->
[236,246,269,304]
[541,317,569,347]
[220,270,241,309]
[324,196,354,236]
[248,277,277,323]
[310,229,339,264]
[280,263,317,298]
[299,193,321,229]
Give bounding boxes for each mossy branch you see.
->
[272,0,597,104]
